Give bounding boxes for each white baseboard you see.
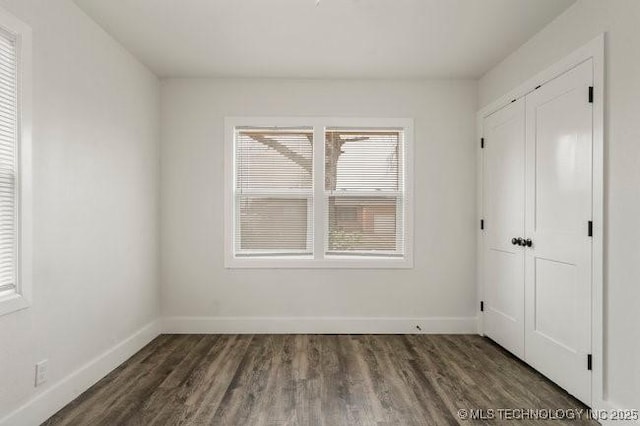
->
[161,316,478,334]
[0,320,161,426]
[594,399,639,426]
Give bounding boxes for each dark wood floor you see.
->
[44,334,596,425]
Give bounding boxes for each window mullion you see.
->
[312,123,325,260]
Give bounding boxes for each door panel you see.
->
[534,257,580,351]
[524,60,593,405]
[483,99,525,359]
[533,87,592,236]
[487,251,520,322]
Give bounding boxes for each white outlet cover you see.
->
[35,360,48,387]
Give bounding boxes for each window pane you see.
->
[236,128,312,191]
[327,196,401,254]
[0,31,17,291]
[237,197,311,254]
[325,130,401,191]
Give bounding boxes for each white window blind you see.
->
[227,118,412,267]
[0,28,17,296]
[325,129,404,256]
[234,127,313,256]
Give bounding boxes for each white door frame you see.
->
[476,34,604,408]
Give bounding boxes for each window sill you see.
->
[225,256,413,269]
[0,292,30,317]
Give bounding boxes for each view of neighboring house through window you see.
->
[227,118,412,267]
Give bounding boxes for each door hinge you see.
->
[480,301,484,312]
[587,354,592,371]
[480,219,484,230]
[588,220,593,237]
[589,86,594,103]
[481,138,485,149]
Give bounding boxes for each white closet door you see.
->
[524,60,593,405]
[482,98,525,359]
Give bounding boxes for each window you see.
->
[0,8,32,317]
[235,127,313,256]
[225,118,413,268]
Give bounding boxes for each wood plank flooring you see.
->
[44,335,596,425]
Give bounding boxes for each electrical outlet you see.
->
[35,360,48,387]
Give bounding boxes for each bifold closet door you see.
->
[524,59,593,405]
[482,98,525,359]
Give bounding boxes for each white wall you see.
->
[479,0,640,411]
[160,79,478,331]
[0,0,159,419]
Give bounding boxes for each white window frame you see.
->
[224,117,414,269]
[0,7,32,317]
